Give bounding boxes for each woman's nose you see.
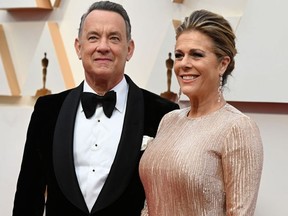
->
[180,55,192,69]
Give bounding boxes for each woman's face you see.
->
[174,30,229,102]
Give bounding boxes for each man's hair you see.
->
[78,1,132,41]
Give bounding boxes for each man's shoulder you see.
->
[141,88,162,99]
[124,75,179,109]
[141,89,179,108]
[34,88,74,112]
[37,88,71,103]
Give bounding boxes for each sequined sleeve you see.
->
[140,200,148,216]
[222,117,263,215]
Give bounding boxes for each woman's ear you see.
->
[220,56,230,73]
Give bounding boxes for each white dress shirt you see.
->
[73,77,128,211]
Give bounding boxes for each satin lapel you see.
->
[92,75,144,212]
[53,82,89,214]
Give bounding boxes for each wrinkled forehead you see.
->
[176,30,215,51]
[82,10,127,35]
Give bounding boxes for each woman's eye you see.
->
[192,52,204,58]
[175,53,183,59]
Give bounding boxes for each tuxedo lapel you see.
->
[91,75,145,212]
[53,77,145,214]
[53,82,89,214]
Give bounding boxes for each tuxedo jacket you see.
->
[13,75,179,216]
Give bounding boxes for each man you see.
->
[12,1,179,216]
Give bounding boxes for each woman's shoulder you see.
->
[224,103,250,119]
[223,103,259,130]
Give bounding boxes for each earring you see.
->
[177,88,182,103]
[218,74,223,103]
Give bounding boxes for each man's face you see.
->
[75,10,134,92]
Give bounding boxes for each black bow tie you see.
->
[80,91,116,118]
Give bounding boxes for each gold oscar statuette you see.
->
[160,52,178,102]
[35,52,51,97]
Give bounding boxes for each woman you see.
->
[139,9,263,215]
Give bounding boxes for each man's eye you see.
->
[88,36,97,41]
[110,36,120,42]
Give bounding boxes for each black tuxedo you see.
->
[13,75,179,216]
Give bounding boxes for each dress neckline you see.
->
[185,103,228,120]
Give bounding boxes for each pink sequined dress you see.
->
[139,103,263,216]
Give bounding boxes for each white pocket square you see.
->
[141,135,154,150]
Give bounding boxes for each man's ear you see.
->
[74,38,82,60]
[126,39,135,61]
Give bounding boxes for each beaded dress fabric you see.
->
[139,104,263,216]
